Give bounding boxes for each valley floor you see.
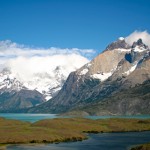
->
[0,117,150,149]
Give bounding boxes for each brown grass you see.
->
[0,117,150,145]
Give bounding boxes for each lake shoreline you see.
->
[1,131,150,150]
[1,130,150,145]
[3,131,150,150]
[0,117,150,150]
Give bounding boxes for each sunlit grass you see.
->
[0,117,150,145]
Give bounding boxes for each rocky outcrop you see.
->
[105,37,130,50]
[132,38,149,49]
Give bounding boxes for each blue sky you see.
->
[0,0,150,54]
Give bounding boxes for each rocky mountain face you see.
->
[0,68,46,112]
[62,80,150,116]
[29,38,150,115]
[0,89,45,112]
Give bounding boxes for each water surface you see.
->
[0,113,57,122]
[0,113,150,122]
[7,131,150,150]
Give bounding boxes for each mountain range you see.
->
[0,37,150,115]
[0,61,82,112]
[28,38,150,115]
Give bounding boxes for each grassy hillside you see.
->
[0,117,150,145]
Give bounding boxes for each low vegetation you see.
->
[0,117,150,146]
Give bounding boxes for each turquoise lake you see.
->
[0,113,58,122]
[0,113,150,122]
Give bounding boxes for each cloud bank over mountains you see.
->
[6,54,89,83]
[0,40,95,82]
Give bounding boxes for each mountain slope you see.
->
[28,38,150,114]
[64,80,150,116]
[0,89,45,112]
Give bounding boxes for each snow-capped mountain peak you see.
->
[131,39,149,52]
[0,69,25,92]
[0,68,64,100]
[76,39,149,84]
[0,63,87,101]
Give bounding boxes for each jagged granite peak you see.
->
[76,39,131,76]
[28,38,150,114]
[132,38,149,49]
[105,38,130,51]
[77,49,125,78]
[124,39,149,63]
[77,39,149,77]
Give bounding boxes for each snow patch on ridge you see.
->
[116,46,148,53]
[45,96,52,101]
[123,63,137,76]
[86,63,92,68]
[91,72,112,81]
[133,46,148,52]
[116,48,131,52]
[79,69,88,75]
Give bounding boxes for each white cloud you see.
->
[6,54,88,82]
[125,30,150,47]
[0,40,95,59]
[0,40,95,83]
